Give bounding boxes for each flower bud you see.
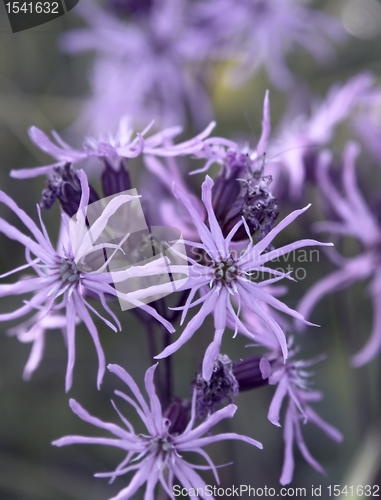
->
[40,163,99,217]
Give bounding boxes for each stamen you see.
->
[211,255,238,287]
[59,257,80,286]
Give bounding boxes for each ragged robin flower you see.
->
[0,170,174,391]
[298,142,381,367]
[154,174,333,381]
[260,340,343,484]
[53,363,262,500]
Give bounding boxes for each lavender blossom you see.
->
[261,343,343,485]
[298,143,381,367]
[53,363,262,499]
[194,91,279,241]
[0,172,174,391]
[11,118,215,182]
[194,0,344,89]
[267,72,375,199]
[154,175,333,381]
[59,0,213,129]
[145,91,273,245]
[197,75,375,202]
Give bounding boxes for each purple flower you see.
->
[352,83,381,165]
[194,90,271,175]
[52,363,262,499]
[261,343,343,485]
[193,92,280,241]
[197,76,375,202]
[154,174,332,381]
[0,171,174,391]
[11,118,215,181]
[59,0,213,129]
[298,142,381,366]
[194,0,344,89]
[267,72,375,199]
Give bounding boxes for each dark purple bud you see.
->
[212,152,247,220]
[101,159,131,197]
[212,153,247,240]
[163,398,191,435]
[232,356,269,391]
[40,163,99,217]
[194,354,239,419]
[212,152,279,242]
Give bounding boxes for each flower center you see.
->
[149,436,174,455]
[148,435,177,469]
[59,258,81,286]
[213,257,237,284]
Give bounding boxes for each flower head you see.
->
[59,0,213,128]
[154,174,332,380]
[267,72,375,199]
[194,0,344,89]
[53,363,262,500]
[0,171,174,391]
[11,118,216,182]
[194,91,279,242]
[261,343,343,485]
[298,143,381,366]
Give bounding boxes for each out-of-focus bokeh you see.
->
[1,0,381,498]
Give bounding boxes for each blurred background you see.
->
[1,0,381,498]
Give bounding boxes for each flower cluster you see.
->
[0,174,174,391]
[5,0,381,497]
[0,91,347,493]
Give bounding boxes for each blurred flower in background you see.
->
[59,0,214,131]
[193,0,345,90]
